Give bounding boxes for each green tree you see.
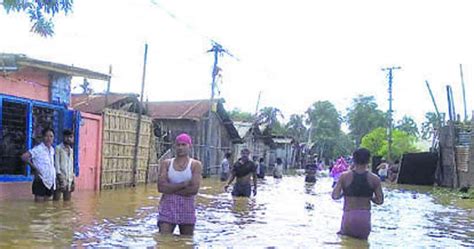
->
[333,131,356,157]
[2,0,73,37]
[396,115,419,137]
[271,121,288,136]
[361,127,418,160]
[257,106,284,128]
[285,114,307,142]
[346,95,387,146]
[256,106,285,136]
[306,100,342,158]
[228,108,254,122]
[421,112,444,140]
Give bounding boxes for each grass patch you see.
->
[431,187,474,209]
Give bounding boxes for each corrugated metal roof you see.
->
[273,138,293,144]
[233,121,253,138]
[148,99,242,142]
[147,99,211,121]
[71,93,137,114]
[0,53,110,81]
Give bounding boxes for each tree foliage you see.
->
[2,0,73,37]
[306,100,345,158]
[421,112,444,140]
[256,106,285,136]
[330,131,355,159]
[396,115,419,137]
[270,121,288,136]
[228,108,254,123]
[257,106,284,128]
[346,95,387,146]
[361,127,418,160]
[285,114,307,142]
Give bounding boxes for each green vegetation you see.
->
[431,187,474,209]
[2,0,73,37]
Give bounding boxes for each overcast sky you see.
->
[1,0,474,126]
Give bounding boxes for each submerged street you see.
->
[0,175,473,248]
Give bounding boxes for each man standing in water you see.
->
[376,159,389,182]
[257,158,266,179]
[224,148,257,197]
[331,148,384,240]
[273,158,284,178]
[157,133,202,235]
[220,152,232,181]
[54,130,75,201]
[21,128,56,202]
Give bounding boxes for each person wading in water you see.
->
[331,148,384,240]
[157,133,202,235]
[224,148,257,197]
[22,128,56,202]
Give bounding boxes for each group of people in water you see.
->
[156,133,385,240]
[24,130,385,240]
[21,128,76,202]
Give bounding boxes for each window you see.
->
[32,106,61,147]
[0,100,28,175]
[0,95,71,180]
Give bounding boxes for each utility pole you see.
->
[425,80,441,118]
[132,43,148,186]
[104,65,113,108]
[255,91,262,116]
[204,41,236,177]
[381,66,401,162]
[460,64,468,121]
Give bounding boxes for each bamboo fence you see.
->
[101,108,155,189]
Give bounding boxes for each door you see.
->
[75,113,102,191]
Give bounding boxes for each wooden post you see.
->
[104,65,112,108]
[460,64,468,121]
[132,44,148,186]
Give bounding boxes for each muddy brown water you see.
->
[0,176,473,248]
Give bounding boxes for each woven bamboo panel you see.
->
[146,133,160,183]
[455,145,470,172]
[101,108,153,189]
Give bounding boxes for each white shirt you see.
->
[221,158,230,173]
[274,163,283,177]
[55,143,74,188]
[378,167,388,177]
[30,143,56,190]
[167,158,193,184]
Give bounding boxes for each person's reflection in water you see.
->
[231,197,257,226]
[304,182,316,195]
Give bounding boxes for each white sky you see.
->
[1,0,474,127]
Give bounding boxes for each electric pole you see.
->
[204,41,236,177]
[381,66,401,162]
[460,64,468,121]
[255,91,262,116]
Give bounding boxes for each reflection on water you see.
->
[0,176,473,248]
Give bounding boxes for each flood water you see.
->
[1,175,473,248]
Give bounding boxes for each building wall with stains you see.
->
[0,67,51,102]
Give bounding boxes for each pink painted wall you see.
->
[0,182,31,200]
[75,112,103,191]
[0,67,50,102]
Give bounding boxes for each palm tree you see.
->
[257,107,284,128]
[286,114,307,142]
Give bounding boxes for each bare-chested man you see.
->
[224,148,257,197]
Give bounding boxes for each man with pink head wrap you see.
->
[157,133,203,235]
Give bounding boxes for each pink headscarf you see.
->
[176,133,192,145]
